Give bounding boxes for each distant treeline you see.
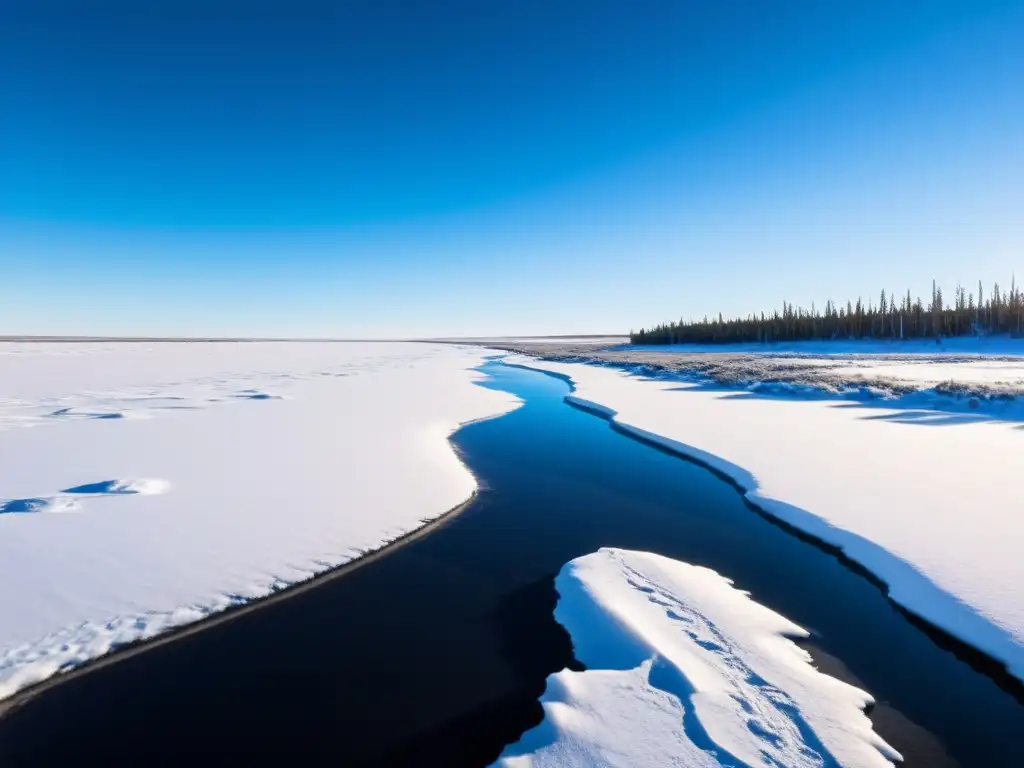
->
[631,280,1024,345]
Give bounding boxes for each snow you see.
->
[495,548,899,768]
[624,335,1024,357]
[438,336,629,346]
[839,359,1024,387]
[0,342,519,701]
[498,340,1024,405]
[507,353,1024,684]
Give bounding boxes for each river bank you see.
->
[1,362,1021,765]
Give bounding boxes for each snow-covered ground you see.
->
[623,336,1024,357]
[0,342,519,701]
[839,358,1024,388]
[495,549,899,768]
[498,339,1024,414]
[506,352,1024,685]
[435,336,628,346]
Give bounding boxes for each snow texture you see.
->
[496,339,1024,407]
[507,352,1024,684]
[623,336,1024,357]
[0,342,518,701]
[496,548,899,768]
[438,336,629,346]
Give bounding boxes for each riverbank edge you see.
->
[501,357,1024,704]
[487,342,1024,405]
[0,401,510,719]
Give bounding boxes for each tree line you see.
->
[631,279,1024,345]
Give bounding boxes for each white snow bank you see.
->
[0,342,518,701]
[508,355,1024,684]
[495,548,899,768]
[504,339,1024,407]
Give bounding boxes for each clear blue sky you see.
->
[2,1,1021,337]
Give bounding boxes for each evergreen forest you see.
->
[631,280,1024,345]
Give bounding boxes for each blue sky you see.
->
[2,1,1022,337]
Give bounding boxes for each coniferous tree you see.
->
[630,276,1024,345]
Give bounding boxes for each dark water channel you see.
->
[0,361,1021,766]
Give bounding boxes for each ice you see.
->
[0,342,519,701]
[495,548,899,767]
[508,353,1024,683]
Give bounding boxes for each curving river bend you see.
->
[0,361,1021,766]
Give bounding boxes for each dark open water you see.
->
[0,361,1021,766]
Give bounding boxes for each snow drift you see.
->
[495,548,899,767]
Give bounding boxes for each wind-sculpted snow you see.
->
[506,353,1024,686]
[495,549,899,767]
[0,342,371,433]
[0,342,519,701]
[1,478,170,515]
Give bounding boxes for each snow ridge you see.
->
[495,548,899,767]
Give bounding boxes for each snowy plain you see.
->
[506,350,1024,685]
[0,342,519,701]
[495,548,899,768]
[621,336,1024,357]
[434,336,629,347]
